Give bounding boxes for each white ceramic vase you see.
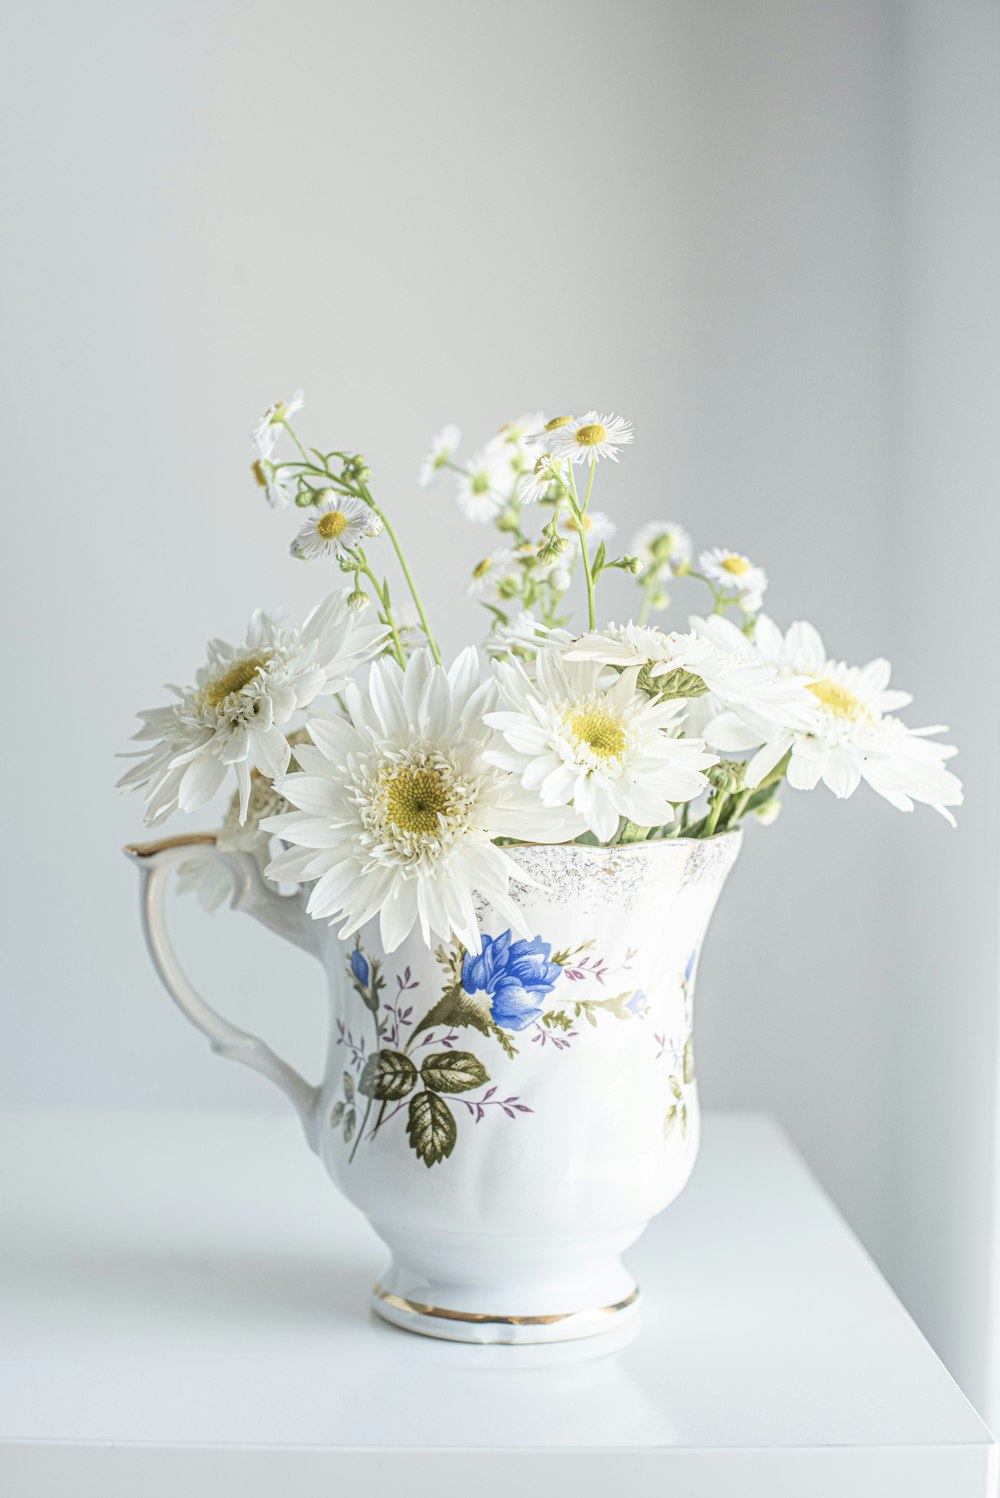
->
[127,831,741,1343]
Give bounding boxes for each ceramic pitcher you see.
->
[127,830,741,1343]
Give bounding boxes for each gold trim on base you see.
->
[372,1282,639,1327]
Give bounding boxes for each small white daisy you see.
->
[417,424,461,488]
[517,453,566,505]
[263,649,578,952]
[117,593,385,827]
[251,458,297,509]
[252,390,305,461]
[485,646,716,843]
[528,412,634,466]
[290,495,382,561]
[561,509,616,543]
[454,447,510,523]
[466,547,521,602]
[699,548,768,607]
[631,520,692,578]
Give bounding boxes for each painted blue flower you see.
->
[684,949,697,984]
[626,990,647,1016]
[351,948,370,987]
[462,931,562,1032]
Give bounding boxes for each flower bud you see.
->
[754,796,782,826]
[347,588,371,614]
[497,507,521,533]
[620,555,642,575]
[295,488,316,508]
[707,760,746,795]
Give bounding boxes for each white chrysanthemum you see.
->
[117,594,385,827]
[484,648,716,842]
[252,390,305,461]
[699,548,768,609]
[561,509,616,543]
[251,458,297,509]
[466,547,520,601]
[291,495,382,561]
[631,520,692,578]
[454,447,510,522]
[262,649,578,952]
[565,623,815,745]
[417,424,461,488]
[692,614,963,822]
[517,453,566,505]
[528,412,635,465]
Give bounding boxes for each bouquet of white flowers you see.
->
[119,394,962,955]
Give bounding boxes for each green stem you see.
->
[566,465,596,631]
[637,583,654,626]
[356,558,405,667]
[702,789,727,838]
[358,480,442,664]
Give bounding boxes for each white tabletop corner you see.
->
[0,1108,995,1498]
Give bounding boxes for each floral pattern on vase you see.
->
[329,926,647,1168]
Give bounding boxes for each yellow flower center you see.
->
[545,416,573,431]
[203,655,269,709]
[383,767,452,835]
[316,509,350,539]
[720,555,751,576]
[251,460,268,488]
[562,513,593,533]
[807,678,868,721]
[575,422,607,447]
[566,706,627,761]
[472,558,492,579]
[471,471,490,495]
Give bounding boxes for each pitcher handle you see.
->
[125,834,322,1149]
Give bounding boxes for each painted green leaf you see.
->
[343,1108,356,1143]
[343,1071,355,1103]
[421,1051,490,1095]
[670,1074,683,1100]
[664,1105,677,1138]
[406,1091,457,1167]
[330,1100,345,1127]
[683,1034,695,1084]
[359,1049,419,1101]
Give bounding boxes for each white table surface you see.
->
[0,1109,995,1498]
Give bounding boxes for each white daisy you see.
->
[692,614,963,822]
[252,390,305,461]
[485,612,572,659]
[528,412,634,465]
[496,412,547,478]
[262,649,578,953]
[565,623,815,744]
[466,547,521,602]
[417,424,461,488]
[290,495,382,561]
[631,520,692,578]
[517,453,566,505]
[117,593,385,827]
[484,647,716,843]
[699,548,768,609]
[251,458,297,509]
[561,509,616,543]
[454,447,510,523]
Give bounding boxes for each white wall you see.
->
[2,0,997,1413]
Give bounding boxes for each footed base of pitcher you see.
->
[371,1277,640,1344]
[368,1225,643,1344]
